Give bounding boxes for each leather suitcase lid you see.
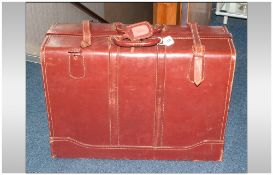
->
[46,22,232,39]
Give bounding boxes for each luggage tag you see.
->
[124,21,154,41]
[158,36,175,46]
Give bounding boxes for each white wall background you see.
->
[26,3,104,57]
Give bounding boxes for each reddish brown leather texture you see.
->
[41,21,236,161]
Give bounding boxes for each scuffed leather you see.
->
[40,21,236,161]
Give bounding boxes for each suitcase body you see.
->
[40,21,236,161]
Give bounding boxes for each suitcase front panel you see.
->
[41,21,236,160]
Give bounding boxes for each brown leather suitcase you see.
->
[40,20,236,161]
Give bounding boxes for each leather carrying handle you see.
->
[112,36,161,47]
[81,20,92,48]
[81,20,164,48]
[188,22,205,86]
[112,21,164,47]
[114,22,165,35]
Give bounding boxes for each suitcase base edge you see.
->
[50,140,224,161]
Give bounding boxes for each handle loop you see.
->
[113,22,165,36]
[112,21,164,47]
[80,20,165,48]
[112,36,161,47]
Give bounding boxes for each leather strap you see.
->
[108,44,120,145]
[81,20,92,48]
[153,45,166,146]
[188,22,205,86]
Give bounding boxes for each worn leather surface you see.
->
[41,21,236,161]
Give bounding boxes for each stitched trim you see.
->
[48,34,231,39]
[219,39,234,140]
[51,136,224,150]
[160,46,167,146]
[44,52,54,137]
[41,35,56,157]
[220,40,232,139]
[153,45,166,146]
[49,35,231,40]
[41,35,54,137]
[153,45,160,146]
[108,44,119,145]
[116,46,120,145]
[108,38,112,144]
[152,45,159,146]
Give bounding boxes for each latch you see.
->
[68,49,85,79]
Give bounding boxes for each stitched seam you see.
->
[116,46,120,145]
[51,137,223,150]
[108,38,112,145]
[160,46,167,146]
[42,36,55,157]
[152,46,159,146]
[222,39,236,141]
[49,35,230,40]
[44,54,54,137]
[109,45,119,145]
[42,35,55,157]
[109,43,114,144]
[109,41,118,145]
[41,37,51,135]
[220,39,233,140]
[42,35,54,137]
[154,45,164,146]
